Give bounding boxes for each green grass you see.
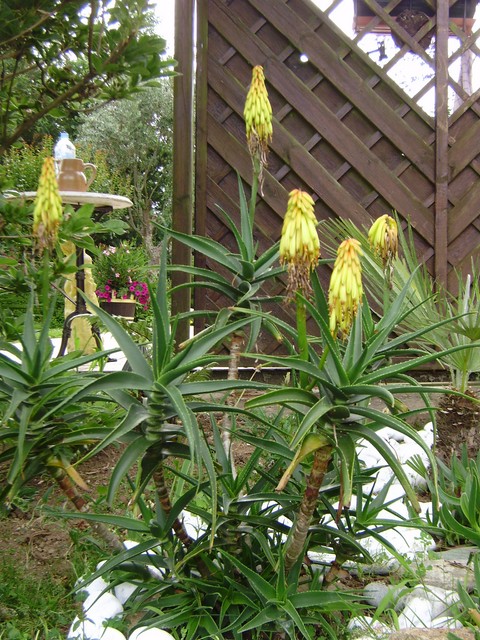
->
[0,534,105,639]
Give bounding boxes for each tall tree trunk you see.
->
[454,48,473,112]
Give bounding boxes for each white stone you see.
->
[383,481,406,502]
[75,575,109,600]
[347,615,389,632]
[98,629,127,640]
[129,627,175,640]
[358,451,383,469]
[379,500,410,520]
[397,596,433,628]
[420,422,434,449]
[374,466,395,489]
[68,617,127,639]
[363,581,407,609]
[146,565,165,580]
[395,440,428,466]
[85,577,110,598]
[182,511,207,539]
[83,592,123,624]
[114,581,139,604]
[123,539,139,550]
[359,522,434,561]
[67,617,104,639]
[363,582,389,607]
[410,585,459,618]
[430,615,464,629]
[386,429,406,443]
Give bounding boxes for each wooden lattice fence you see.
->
[173,0,480,353]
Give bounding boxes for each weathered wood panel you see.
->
[185,0,480,351]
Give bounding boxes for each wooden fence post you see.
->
[435,0,449,288]
[172,0,195,345]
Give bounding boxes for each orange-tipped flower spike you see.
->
[279,189,320,298]
[33,157,63,253]
[328,238,363,338]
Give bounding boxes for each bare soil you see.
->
[435,390,480,463]
[0,446,123,584]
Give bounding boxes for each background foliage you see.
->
[0,0,175,153]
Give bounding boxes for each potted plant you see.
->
[92,241,150,318]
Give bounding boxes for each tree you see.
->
[76,83,173,262]
[0,0,176,154]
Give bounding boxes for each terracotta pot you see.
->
[100,299,136,318]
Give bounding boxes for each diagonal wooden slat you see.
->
[250,0,435,182]
[209,58,370,226]
[208,114,289,216]
[449,119,480,178]
[447,183,480,243]
[187,0,480,353]
[210,0,434,239]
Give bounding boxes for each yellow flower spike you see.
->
[368,214,398,266]
[280,189,320,299]
[244,65,273,192]
[328,238,363,338]
[33,157,63,253]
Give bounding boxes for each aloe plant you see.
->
[157,174,285,467]
[66,407,363,640]
[0,296,125,550]
[244,270,478,571]
[62,237,270,555]
[321,215,480,393]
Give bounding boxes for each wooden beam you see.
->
[194,0,208,331]
[435,0,449,286]
[172,0,195,344]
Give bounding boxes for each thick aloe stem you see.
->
[151,455,210,578]
[48,466,124,553]
[284,445,333,572]
[152,462,193,548]
[221,331,245,475]
[145,390,194,549]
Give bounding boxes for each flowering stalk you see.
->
[33,157,63,253]
[280,189,320,387]
[279,189,320,300]
[328,238,363,339]
[368,213,398,296]
[244,65,272,201]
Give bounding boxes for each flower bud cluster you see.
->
[244,65,273,153]
[280,189,320,298]
[328,238,363,338]
[368,214,398,265]
[244,65,273,192]
[33,157,63,252]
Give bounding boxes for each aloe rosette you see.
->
[244,270,478,571]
